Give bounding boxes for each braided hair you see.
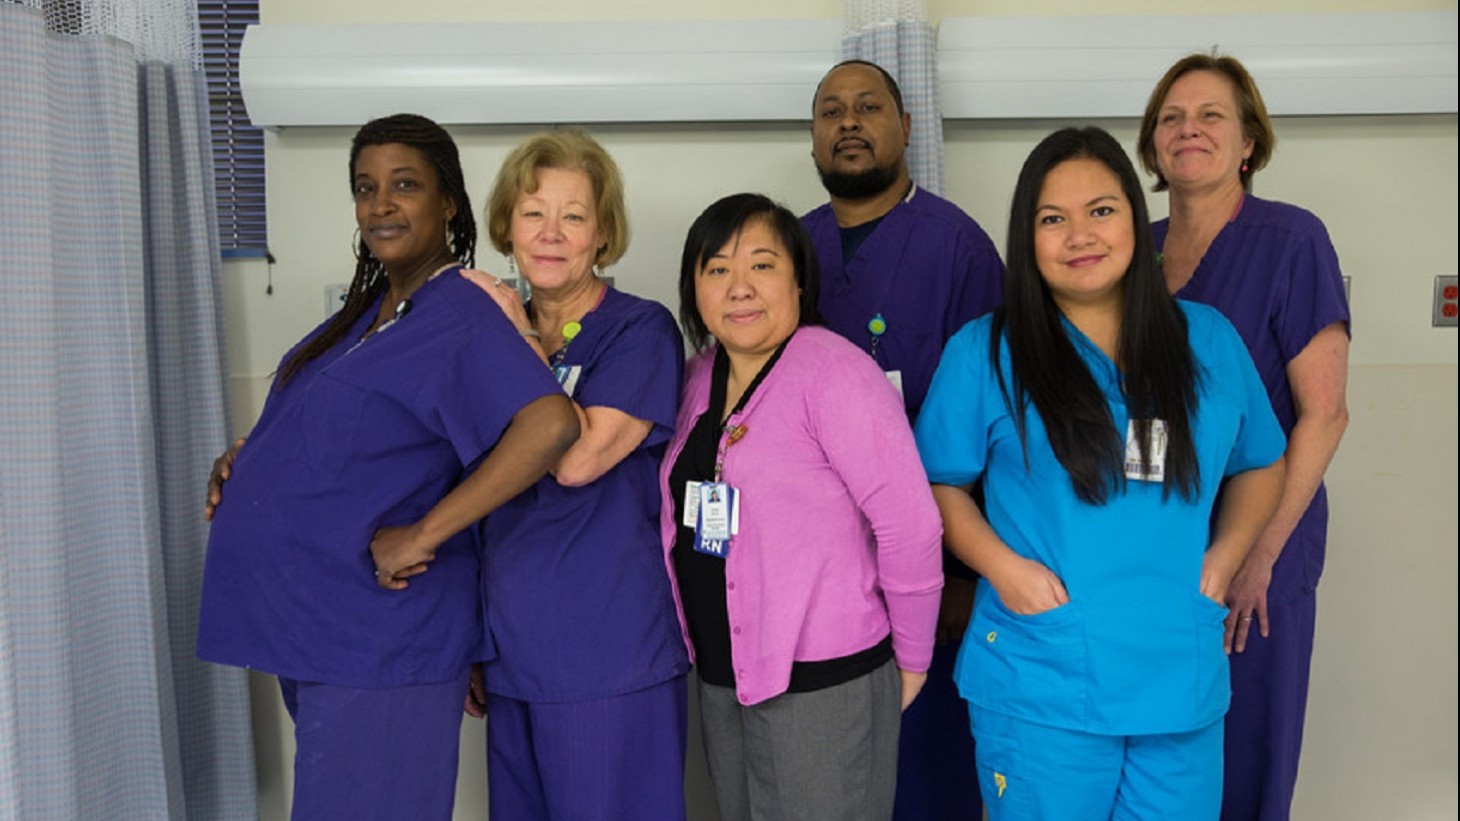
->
[276,113,477,385]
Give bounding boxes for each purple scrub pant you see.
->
[279,672,470,821]
[894,638,982,820]
[484,675,688,821]
[1221,590,1317,821]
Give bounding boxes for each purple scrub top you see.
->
[197,269,564,687]
[1153,195,1350,602]
[480,288,689,702]
[802,186,1004,417]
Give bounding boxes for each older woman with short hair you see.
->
[1138,53,1350,821]
[462,128,689,821]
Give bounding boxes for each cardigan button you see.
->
[727,581,736,591]
[733,626,741,635]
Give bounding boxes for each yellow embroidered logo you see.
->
[994,772,1007,798]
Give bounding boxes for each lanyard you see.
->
[867,312,888,360]
[343,297,410,357]
[713,423,747,483]
[543,281,608,368]
[551,319,582,369]
[854,184,917,364]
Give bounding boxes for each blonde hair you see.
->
[485,128,629,266]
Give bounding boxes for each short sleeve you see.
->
[430,292,565,469]
[1274,216,1350,363]
[915,321,996,487]
[1216,317,1288,477]
[574,301,685,448]
[943,231,1005,343]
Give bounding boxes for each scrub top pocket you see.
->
[300,372,368,479]
[960,597,1088,728]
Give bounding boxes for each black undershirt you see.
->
[839,214,885,266]
[669,342,892,692]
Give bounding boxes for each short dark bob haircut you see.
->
[677,193,823,352]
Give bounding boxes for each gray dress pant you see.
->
[697,659,901,821]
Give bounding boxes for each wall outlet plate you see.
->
[1434,274,1458,328]
[324,283,348,318]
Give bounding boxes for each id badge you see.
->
[685,481,740,531]
[694,482,739,558]
[682,481,702,528]
[884,369,904,399]
[553,364,583,396]
[1124,419,1168,482]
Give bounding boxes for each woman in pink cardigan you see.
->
[660,193,944,821]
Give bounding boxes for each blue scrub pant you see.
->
[279,672,469,821]
[1221,590,1317,821]
[893,638,982,820]
[485,675,688,821]
[970,705,1224,821]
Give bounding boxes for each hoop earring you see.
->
[351,227,362,261]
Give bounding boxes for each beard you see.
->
[816,159,901,200]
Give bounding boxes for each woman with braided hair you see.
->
[196,113,577,821]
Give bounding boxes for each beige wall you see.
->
[233,2,1459,819]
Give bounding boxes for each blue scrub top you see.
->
[1154,195,1350,602]
[480,288,689,702]
[915,302,1286,735]
[197,269,563,688]
[803,186,1004,417]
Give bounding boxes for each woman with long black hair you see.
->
[915,126,1285,820]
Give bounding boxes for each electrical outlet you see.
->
[1342,275,1351,303]
[1435,275,1458,328]
[324,283,348,318]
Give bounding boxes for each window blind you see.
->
[199,0,266,256]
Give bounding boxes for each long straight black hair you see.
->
[276,113,477,386]
[993,126,1200,504]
